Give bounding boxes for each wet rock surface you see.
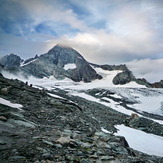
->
[0,74,163,162]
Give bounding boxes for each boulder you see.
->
[113,70,135,85]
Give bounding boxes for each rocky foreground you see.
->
[0,74,163,163]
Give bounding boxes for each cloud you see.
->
[0,33,53,59]
[16,0,89,32]
[126,59,163,82]
[45,29,163,64]
[0,0,163,82]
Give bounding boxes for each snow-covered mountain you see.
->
[1,44,162,88]
[0,44,146,86]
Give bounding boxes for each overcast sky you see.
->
[0,0,163,82]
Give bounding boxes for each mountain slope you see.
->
[0,73,163,162]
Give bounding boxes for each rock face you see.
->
[113,70,135,85]
[152,80,163,88]
[23,55,38,65]
[0,53,22,72]
[20,45,102,82]
[136,78,152,87]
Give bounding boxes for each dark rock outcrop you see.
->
[151,80,163,88]
[0,53,22,72]
[113,70,135,85]
[126,117,163,136]
[136,78,152,87]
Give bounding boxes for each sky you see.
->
[0,0,163,82]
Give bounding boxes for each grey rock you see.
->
[56,137,71,145]
[42,152,52,159]
[42,140,54,146]
[0,115,7,121]
[80,159,90,163]
[54,144,62,148]
[101,156,114,160]
[113,70,135,85]
[0,139,7,145]
[89,153,98,159]
[128,117,163,136]
[0,53,22,72]
[9,155,26,160]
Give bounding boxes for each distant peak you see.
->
[48,44,73,53]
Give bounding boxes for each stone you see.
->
[43,140,54,146]
[42,152,52,159]
[0,139,6,145]
[80,159,89,163]
[54,144,62,148]
[105,144,111,149]
[41,160,55,163]
[56,137,71,145]
[89,153,98,159]
[101,156,114,160]
[0,116,7,121]
[9,156,26,161]
[81,142,92,148]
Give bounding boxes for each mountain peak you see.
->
[56,43,72,49]
[49,44,73,52]
[0,53,22,71]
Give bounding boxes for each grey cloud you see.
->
[126,59,163,82]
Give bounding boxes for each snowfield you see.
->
[0,97,23,110]
[70,91,135,116]
[115,125,163,157]
[127,90,163,116]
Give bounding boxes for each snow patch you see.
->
[48,93,65,99]
[20,59,38,67]
[64,64,76,70]
[110,94,122,99]
[101,127,112,134]
[115,124,163,157]
[0,97,23,110]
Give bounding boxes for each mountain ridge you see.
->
[0,44,162,87]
